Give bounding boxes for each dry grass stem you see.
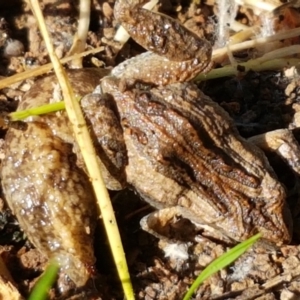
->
[67,0,91,68]
[28,0,134,299]
[0,46,104,90]
[235,0,278,12]
[213,27,300,60]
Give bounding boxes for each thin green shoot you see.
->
[9,97,81,121]
[183,233,262,300]
[28,261,59,300]
[9,101,66,121]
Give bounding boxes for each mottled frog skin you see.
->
[99,77,291,245]
[1,69,109,286]
[0,0,291,287]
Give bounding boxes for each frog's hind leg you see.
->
[249,128,298,236]
[249,129,300,176]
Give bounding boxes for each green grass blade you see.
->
[28,261,59,300]
[183,233,262,300]
[9,101,66,121]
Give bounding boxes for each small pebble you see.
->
[4,39,24,57]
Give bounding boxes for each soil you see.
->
[1,0,300,299]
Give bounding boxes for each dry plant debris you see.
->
[1,0,300,299]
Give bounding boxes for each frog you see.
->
[0,0,292,288]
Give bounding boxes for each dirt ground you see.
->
[1,0,300,299]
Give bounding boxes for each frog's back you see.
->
[115,82,291,245]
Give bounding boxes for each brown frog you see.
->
[0,0,291,288]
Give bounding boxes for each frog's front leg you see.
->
[140,206,236,245]
[112,0,212,85]
[80,93,128,190]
